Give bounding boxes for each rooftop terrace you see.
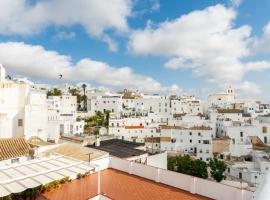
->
[40,168,210,200]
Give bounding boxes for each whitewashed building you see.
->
[0,65,48,140]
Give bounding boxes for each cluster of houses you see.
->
[1,64,270,189]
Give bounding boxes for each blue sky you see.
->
[0,0,270,100]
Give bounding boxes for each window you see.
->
[240,131,243,137]
[189,132,192,136]
[239,172,242,179]
[263,126,268,133]
[198,132,201,136]
[189,139,192,143]
[18,119,23,127]
[264,136,268,144]
[198,140,201,143]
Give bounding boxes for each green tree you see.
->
[104,110,111,127]
[191,159,208,179]
[81,84,87,111]
[69,88,86,110]
[47,88,62,97]
[209,157,227,182]
[167,155,208,179]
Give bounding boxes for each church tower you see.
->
[0,64,6,82]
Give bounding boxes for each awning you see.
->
[3,168,24,179]
[33,175,54,185]
[57,169,77,178]
[46,172,65,180]
[0,185,11,198]
[17,165,37,175]
[77,164,95,172]
[18,178,41,188]
[5,181,26,193]
[0,172,11,182]
[68,166,87,174]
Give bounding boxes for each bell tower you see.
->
[0,64,6,82]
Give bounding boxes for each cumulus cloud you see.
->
[253,22,270,54]
[128,4,270,85]
[234,81,261,95]
[0,0,132,50]
[0,42,182,93]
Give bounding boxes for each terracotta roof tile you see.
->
[125,126,144,129]
[0,137,31,160]
[217,109,243,113]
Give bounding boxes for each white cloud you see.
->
[164,57,201,70]
[0,0,132,49]
[234,81,261,95]
[150,0,160,12]
[129,4,256,83]
[230,0,243,7]
[253,22,270,53]
[102,35,118,52]
[245,61,270,72]
[129,4,270,86]
[164,84,183,95]
[0,42,180,93]
[54,31,76,40]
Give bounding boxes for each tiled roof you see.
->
[125,125,144,129]
[217,109,243,113]
[160,125,184,129]
[173,113,186,118]
[40,168,211,200]
[145,137,160,143]
[0,137,31,161]
[27,136,53,147]
[160,125,212,131]
[160,137,171,142]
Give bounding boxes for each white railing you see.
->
[109,157,254,200]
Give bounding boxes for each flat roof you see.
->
[43,142,108,162]
[88,139,147,158]
[40,168,211,200]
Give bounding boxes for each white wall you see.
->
[146,152,167,169]
[109,157,254,200]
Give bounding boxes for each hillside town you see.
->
[0,64,268,199]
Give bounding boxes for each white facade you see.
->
[160,126,214,162]
[0,67,48,140]
[171,96,203,115]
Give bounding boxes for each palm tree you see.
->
[82,84,87,111]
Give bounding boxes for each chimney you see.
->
[96,136,100,147]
